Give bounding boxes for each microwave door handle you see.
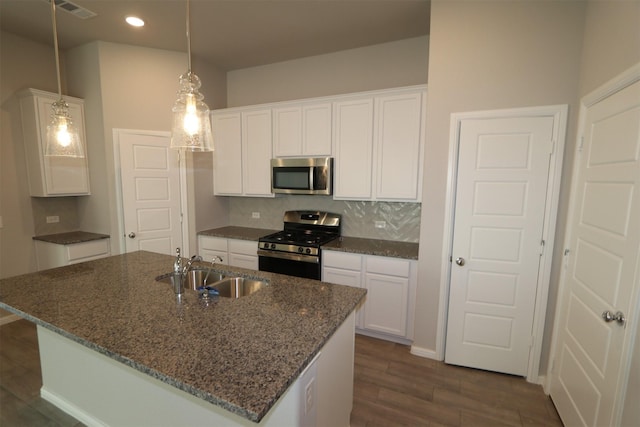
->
[309,166,314,190]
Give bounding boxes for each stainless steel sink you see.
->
[210,277,267,298]
[155,268,225,291]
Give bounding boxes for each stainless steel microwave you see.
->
[271,157,333,195]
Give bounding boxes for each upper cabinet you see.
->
[212,108,273,197]
[19,88,90,197]
[273,102,332,157]
[333,97,375,199]
[211,85,426,201]
[333,88,426,202]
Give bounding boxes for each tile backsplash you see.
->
[31,197,79,236]
[228,196,420,242]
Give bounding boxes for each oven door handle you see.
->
[258,249,320,264]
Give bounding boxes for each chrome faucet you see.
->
[172,248,203,295]
[203,256,223,287]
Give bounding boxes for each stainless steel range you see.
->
[258,210,341,280]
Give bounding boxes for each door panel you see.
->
[119,132,182,255]
[550,79,640,427]
[445,115,554,376]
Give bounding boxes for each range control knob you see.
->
[270,243,276,250]
[298,247,304,253]
[306,248,311,254]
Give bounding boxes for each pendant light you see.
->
[45,0,84,158]
[170,0,214,152]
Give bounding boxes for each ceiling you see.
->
[0,0,430,71]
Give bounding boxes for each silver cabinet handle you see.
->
[602,310,625,326]
[128,232,136,239]
[455,257,465,266]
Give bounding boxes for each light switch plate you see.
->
[374,221,386,229]
[252,212,260,219]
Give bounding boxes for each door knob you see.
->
[455,257,465,266]
[128,232,136,239]
[602,310,625,326]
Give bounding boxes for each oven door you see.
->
[258,250,321,280]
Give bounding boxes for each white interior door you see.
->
[445,115,555,376]
[549,78,640,427]
[118,131,183,255]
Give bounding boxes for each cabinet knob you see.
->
[128,232,136,239]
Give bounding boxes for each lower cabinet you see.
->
[322,250,416,343]
[35,238,111,271]
[198,235,259,270]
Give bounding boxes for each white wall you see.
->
[66,42,227,254]
[414,0,586,361]
[227,36,429,106]
[0,32,67,279]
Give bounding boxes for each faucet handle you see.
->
[174,248,182,273]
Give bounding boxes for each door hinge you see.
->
[540,239,545,256]
[529,335,535,348]
[578,136,584,152]
[549,140,556,155]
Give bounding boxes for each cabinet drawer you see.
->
[228,239,258,256]
[323,251,362,270]
[67,239,110,262]
[366,256,410,277]
[199,236,228,252]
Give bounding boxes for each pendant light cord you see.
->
[186,0,192,74]
[50,0,63,100]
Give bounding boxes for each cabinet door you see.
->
[212,112,243,195]
[242,109,273,197]
[363,273,409,337]
[375,92,424,201]
[323,266,364,328]
[302,103,332,156]
[273,107,302,157]
[333,98,374,199]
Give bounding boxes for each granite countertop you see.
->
[0,251,365,422]
[199,226,419,260]
[198,226,278,241]
[322,236,419,260]
[33,231,110,245]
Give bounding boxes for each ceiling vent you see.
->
[43,0,97,19]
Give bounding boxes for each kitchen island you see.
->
[0,251,366,426]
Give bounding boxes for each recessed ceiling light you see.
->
[125,16,145,27]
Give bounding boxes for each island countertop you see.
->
[0,251,366,422]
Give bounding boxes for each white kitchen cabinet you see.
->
[333,87,425,202]
[211,112,243,195]
[322,251,364,328]
[363,256,411,337]
[242,109,273,197]
[322,250,417,342]
[273,102,332,157]
[19,88,90,197]
[35,238,110,271]
[198,235,258,270]
[227,239,259,270]
[211,108,273,197]
[374,91,425,201]
[197,235,227,263]
[332,97,375,199]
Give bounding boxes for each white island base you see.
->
[37,313,355,427]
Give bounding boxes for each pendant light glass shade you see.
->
[170,0,214,152]
[170,72,214,151]
[45,0,85,158]
[46,99,84,157]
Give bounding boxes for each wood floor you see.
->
[0,319,562,426]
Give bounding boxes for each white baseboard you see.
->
[41,387,108,427]
[0,314,21,326]
[410,345,440,360]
